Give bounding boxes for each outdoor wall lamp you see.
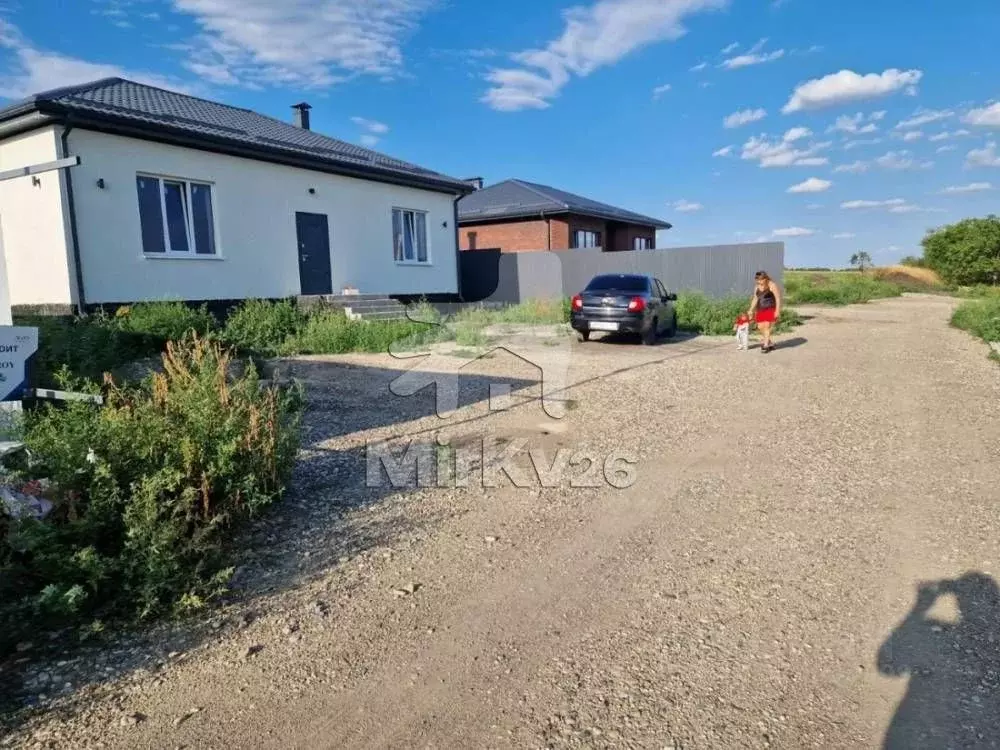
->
[96,178,106,189]
[442,220,448,228]
[308,187,316,194]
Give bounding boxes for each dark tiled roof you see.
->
[0,78,470,193]
[457,179,671,228]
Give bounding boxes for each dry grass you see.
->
[872,265,944,289]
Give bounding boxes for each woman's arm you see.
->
[770,281,782,318]
[748,292,758,315]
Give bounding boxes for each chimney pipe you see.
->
[292,102,312,130]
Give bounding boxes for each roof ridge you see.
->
[32,77,126,103]
[49,77,262,117]
[509,178,569,209]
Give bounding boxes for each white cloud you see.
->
[928,129,971,142]
[672,199,704,212]
[351,116,389,134]
[832,232,856,239]
[652,82,672,99]
[721,41,739,54]
[806,203,822,209]
[939,182,993,194]
[359,134,379,147]
[723,107,766,128]
[689,61,709,72]
[966,142,1000,168]
[936,145,957,153]
[843,137,882,150]
[482,0,726,111]
[0,18,191,97]
[741,128,830,168]
[963,102,1000,128]
[833,160,869,173]
[782,68,923,114]
[721,38,785,69]
[900,130,923,142]
[874,150,933,170]
[829,112,880,134]
[895,108,954,129]
[712,145,734,157]
[841,198,907,209]
[772,227,815,237]
[172,0,441,89]
[787,177,832,193]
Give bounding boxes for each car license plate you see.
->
[590,321,618,331]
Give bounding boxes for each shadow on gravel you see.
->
[878,573,1000,749]
[0,359,538,730]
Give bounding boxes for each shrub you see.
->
[899,255,927,268]
[0,336,301,652]
[922,215,1000,286]
[673,293,801,335]
[220,299,304,355]
[114,301,216,342]
[291,309,427,354]
[951,297,1000,344]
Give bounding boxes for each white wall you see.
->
[0,126,77,307]
[68,129,459,303]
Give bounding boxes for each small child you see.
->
[734,313,750,350]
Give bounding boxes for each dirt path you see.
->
[5,294,1000,749]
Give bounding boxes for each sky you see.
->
[1,0,999,268]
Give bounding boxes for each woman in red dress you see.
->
[748,270,782,353]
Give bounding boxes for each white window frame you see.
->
[572,229,601,249]
[633,236,653,251]
[137,173,222,259]
[392,207,432,265]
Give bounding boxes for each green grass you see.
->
[674,292,801,335]
[784,271,904,306]
[951,296,1000,345]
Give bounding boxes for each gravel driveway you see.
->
[4,293,1000,749]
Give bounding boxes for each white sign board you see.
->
[0,326,39,402]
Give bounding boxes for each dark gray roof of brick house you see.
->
[0,78,471,194]
[457,179,671,229]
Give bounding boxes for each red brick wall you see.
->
[460,215,657,252]
[460,219,552,252]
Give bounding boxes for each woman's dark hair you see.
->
[755,270,771,282]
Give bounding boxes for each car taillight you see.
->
[627,297,646,312]
[572,294,583,310]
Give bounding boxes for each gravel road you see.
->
[4,293,1000,749]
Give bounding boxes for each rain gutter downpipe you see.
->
[60,121,86,314]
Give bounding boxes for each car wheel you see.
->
[577,330,590,342]
[642,319,658,346]
[663,312,677,339]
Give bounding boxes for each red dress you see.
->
[755,286,777,323]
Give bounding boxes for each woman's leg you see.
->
[759,321,772,349]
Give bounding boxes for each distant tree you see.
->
[850,251,873,272]
[922,215,1000,285]
[899,255,926,268]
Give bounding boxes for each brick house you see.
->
[457,179,671,253]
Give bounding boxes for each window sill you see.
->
[394,260,433,267]
[144,253,225,261]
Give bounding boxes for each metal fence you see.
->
[459,243,785,302]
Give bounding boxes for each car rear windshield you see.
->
[585,275,649,292]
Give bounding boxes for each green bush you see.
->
[220,299,304,355]
[291,308,428,354]
[784,272,903,305]
[16,314,159,388]
[0,337,301,652]
[951,297,1000,344]
[113,301,216,342]
[922,215,1000,286]
[900,255,927,268]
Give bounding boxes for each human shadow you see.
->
[771,336,807,350]
[878,573,1000,749]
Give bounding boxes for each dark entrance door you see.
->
[295,212,333,295]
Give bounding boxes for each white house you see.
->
[0,78,472,311]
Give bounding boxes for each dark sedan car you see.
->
[570,273,678,345]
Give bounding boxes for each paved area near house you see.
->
[4,294,1000,749]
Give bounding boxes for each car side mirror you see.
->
[666,293,677,301]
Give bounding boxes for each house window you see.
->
[633,236,653,251]
[468,231,478,251]
[136,175,217,255]
[571,230,601,249]
[392,208,429,263]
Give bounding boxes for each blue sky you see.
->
[1,0,999,268]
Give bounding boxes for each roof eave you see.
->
[459,207,673,229]
[21,101,473,195]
